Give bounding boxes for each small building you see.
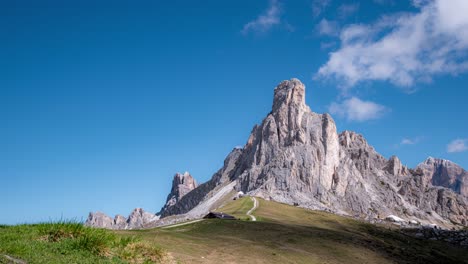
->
[233,191,245,200]
[203,212,236,220]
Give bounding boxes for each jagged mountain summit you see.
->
[86,78,467,229]
[85,208,159,230]
[417,157,468,196]
[158,78,467,226]
[160,172,198,214]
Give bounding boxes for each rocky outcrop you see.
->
[158,78,468,227]
[126,208,159,229]
[85,208,159,230]
[403,226,468,247]
[160,172,198,214]
[159,148,243,217]
[417,157,468,196]
[384,156,409,176]
[85,212,114,229]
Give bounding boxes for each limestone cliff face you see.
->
[159,148,243,217]
[86,78,467,228]
[85,208,159,230]
[159,172,198,214]
[234,79,341,204]
[417,157,468,197]
[158,78,468,227]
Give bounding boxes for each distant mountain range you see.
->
[86,79,467,229]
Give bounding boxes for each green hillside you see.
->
[123,197,468,264]
[1,197,467,263]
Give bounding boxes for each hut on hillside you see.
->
[203,212,236,220]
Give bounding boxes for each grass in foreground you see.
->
[120,198,468,264]
[3,198,468,263]
[0,221,169,264]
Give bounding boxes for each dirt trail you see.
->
[161,219,204,229]
[247,197,258,221]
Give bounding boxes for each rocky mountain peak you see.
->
[85,208,159,230]
[126,208,158,229]
[384,156,409,176]
[158,172,198,215]
[170,172,197,202]
[87,78,468,230]
[272,78,307,113]
[418,157,468,196]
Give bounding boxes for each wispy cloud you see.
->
[401,138,417,145]
[337,3,359,19]
[242,0,282,35]
[320,41,337,50]
[312,0,331,18]
[316,19,339,36]
[373,0,395,5]
[447,139,468,153]
[401,136,424,145]
[317,0,468,90]
[328,97,388,122]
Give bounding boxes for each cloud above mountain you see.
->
[447,139,468,153]
[242,0,282,35]
[317,0,468,90]
[328,97,388,122]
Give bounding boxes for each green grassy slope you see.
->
[122,197,468,264]
[2,198,467,264]
[0,222,169,264]
[216,196,253,220]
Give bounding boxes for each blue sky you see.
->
[1,0,467,224]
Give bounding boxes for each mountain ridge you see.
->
[86,78,467,229]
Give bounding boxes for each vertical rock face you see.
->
[235,79,340,203]
[86,212,114,229]
[158,78,468,227]
[85,208,159,230]
[417,157,468,196]
[159,172,198,215]
[85,78,467,228]
[384,156,409,176]
[126,208,159,229]
[159,148,243,217]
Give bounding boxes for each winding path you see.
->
[161,219,204,229]
[247,197,258,221]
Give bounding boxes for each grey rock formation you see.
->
[85,208,159,230]
[417,157,468,196]
[385,156,409,176]
[160,172,198,215]
[85,212,114,229]
[113,214,127,229]
[126,208,159,229]
[159,148,243,217]
[159,78,468,227]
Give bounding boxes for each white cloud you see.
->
[328,97,388,122]
[447,139,468,153]
[312,0,331,18]
[320,41,336,50]
[400,136,423,145]
[317,0,468,90]
[316,19,339,36]
[374,0,394,4]
[338,3,359,19]
[401,138,416,145]
[242,0,282,35]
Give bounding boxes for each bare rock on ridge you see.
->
[158,78,468,227]
[85,208,159,230]
[160,172,198,214]
[417,157,468,197]
[159,148,243,217]
[85,212,114,229]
